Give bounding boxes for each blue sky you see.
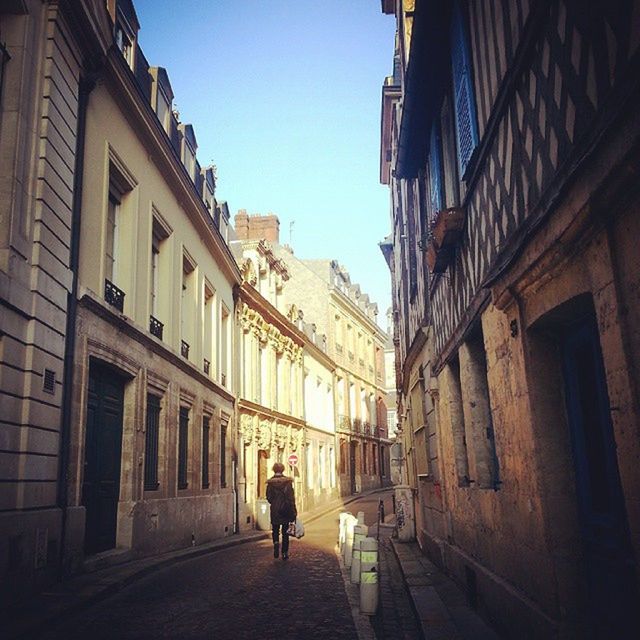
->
[135,0,396,325]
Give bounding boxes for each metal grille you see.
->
[202,416,210,489]
[144,395,161,490]
[220,422,227,488]
[149,315,164,340]
[178,407,189,490]
[104,279,125,312]
[43,369,56,394]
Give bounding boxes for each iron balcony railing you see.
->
[104,279,125,312]
[149,315,163,340]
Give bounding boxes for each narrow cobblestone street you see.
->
[34,492,420,640]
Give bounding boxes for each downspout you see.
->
[57,74,95,577]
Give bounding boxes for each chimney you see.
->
[234,209,249,239]
[233,211,280,243]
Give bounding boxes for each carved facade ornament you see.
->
[275,423,288,448]
[239,413,254,444]
[256,420,272,450]
[241,258,258,286]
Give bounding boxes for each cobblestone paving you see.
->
[37,491,418,640]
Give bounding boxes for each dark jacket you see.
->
[266,474,297,526]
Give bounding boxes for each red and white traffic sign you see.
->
[288,453,298,467]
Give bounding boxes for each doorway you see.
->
[257,449,269,499]
[561,315,638,637]
[350,441,357,494]
[82,363,125,555]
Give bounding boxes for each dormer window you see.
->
[115,14,135,69]
[156,87,171,132]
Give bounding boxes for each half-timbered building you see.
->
[381,0,640,637]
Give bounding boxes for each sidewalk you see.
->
[390,537,501,640]
[4,489,387,640]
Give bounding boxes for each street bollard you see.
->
[338,512,352,554]
[350,524,368,584]
[357,511,365,525]
[359,537,379,615]
[343,514,358,568]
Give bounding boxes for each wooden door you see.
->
[82,364,124,555]
[562,318,638,637]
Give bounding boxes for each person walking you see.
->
[266,462,297,560]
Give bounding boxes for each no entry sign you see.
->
[288,453,298,467]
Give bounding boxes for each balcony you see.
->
[203,359,210,375]
[425,207,465,274]
[352,417,362,433]
[181,340,190,359]
[149,315,163,340]
[105,279,125,312]
[362,420,371,436]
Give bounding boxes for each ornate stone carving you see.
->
[256,420,272,450]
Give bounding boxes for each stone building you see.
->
[234,213,392,496]
[233,217,340,515]
[233,239,306,529]
[381,0,640,637]
[0,0,240,598]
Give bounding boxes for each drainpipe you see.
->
[57,74,95,577]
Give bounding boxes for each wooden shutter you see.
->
[451,0,479,178]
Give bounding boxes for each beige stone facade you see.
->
[0,0,240,597]
[0,0,110,599]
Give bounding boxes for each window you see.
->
[181,253,196,359]
[428,123,444,221]
[459,326,500,489]
[144,394,161,490]
[149,215,169,339]
[329,447,336,487]
[451,0,479,177]
[202,416,210,489]
[362,442,368,474]
[105,193,119,283]
[115,23,133,68]
[220,305,229,386]
[203,282,215,375]
[156,87,171,132]
[105,157,135,312]
[178,407,189,490]
[220,421,227,488]
[447,356,470,486]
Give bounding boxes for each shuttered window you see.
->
[220,421,227,488]
[202,416,210,489]
[178,406,189,490]
[144,394,161,490]
[451,0,479,178]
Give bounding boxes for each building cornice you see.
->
[103,49,241,285]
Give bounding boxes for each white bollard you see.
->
[338,512,352,553]
[350,524,368,584]
[343,514,358,568]
[357,511,365,525]
[359,537,379,615]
